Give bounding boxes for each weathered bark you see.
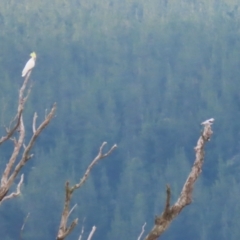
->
[0,71,56,203]
[56,142,117,240]
[144,122,214,240]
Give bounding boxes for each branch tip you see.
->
[137,222,147,240]
[87,226,97,240]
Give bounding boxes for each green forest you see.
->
[1,0,240,239]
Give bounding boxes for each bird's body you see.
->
[22,52,37,77]
[201,118,214,126]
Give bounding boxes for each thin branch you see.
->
[0,103,56,202]
[87,226,97,240]
[1,116,25,187]
[73,142,117,191]
[163,185,171,216]
[19,212,30,240]
[67,204,77,219]
[0,110,22,145]
[0,70,31,146]
[144,120,214,240]
[78,218,85,240]
[32,112,38,134]
[1,174,24,204]
[0,72,33,192]
[6,103,56,189]
[137,222,146,240]
[22,83,32,104]
[0,64,55,205]
[10,137,17,146]
[56,142,117,240]
[61,218,78,239]
[45,108,48,119]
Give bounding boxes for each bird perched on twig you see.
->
[22,52,37,77]
[201,118,214,126]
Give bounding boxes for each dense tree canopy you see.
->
[0,0,240,239]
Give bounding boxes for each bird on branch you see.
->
[22,52,37,77]
[201,118,214,126]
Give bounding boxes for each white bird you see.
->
[201,118,214,126]
[22,52,37,77]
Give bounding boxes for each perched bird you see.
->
[22,52,37,77]
[201,118,214,126]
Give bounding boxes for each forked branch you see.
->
[1,174,24,204]
[6,103,56,189]
[0,71,56,203]
[144,120,214,240]
[73,142,117,191]
[56,142,117,240]
[0,71,31,145]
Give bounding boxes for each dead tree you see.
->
[144,120,214,240]
[0,71,56,203]
[56,142,117,240]
[0,59,214,239]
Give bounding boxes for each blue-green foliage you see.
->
[0,0,240,239]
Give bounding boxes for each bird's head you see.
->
[30,52,37,59]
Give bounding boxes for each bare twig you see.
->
[45,109,48,119]
[73,142,117,191]
[1,174,24,204]
[56,142,117,240]
[87,226,96,240]
[0,70,31,146]
[10,137,17,146]
[32,112,38,134]
[78,218,85,240]
[20,212,30,240]
[144,120,214,240]
[67,204,77,219]
[137,222,147,240]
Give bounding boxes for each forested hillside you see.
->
[1,0,240,239]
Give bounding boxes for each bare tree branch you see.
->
[0,72,32,188]
[87,226,96,240]
[1,69,34,141]
[137,222,147,240]
[0,70,56,203]
[6,103,56,190]
[58,218,78,240]
[56,142,117,240]
[0,71,32,145]
[144,121,214,240]
[1,174,24,204]
[73,142,117,191]
[1,116,25,187]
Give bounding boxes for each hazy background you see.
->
[0,0,240,239]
